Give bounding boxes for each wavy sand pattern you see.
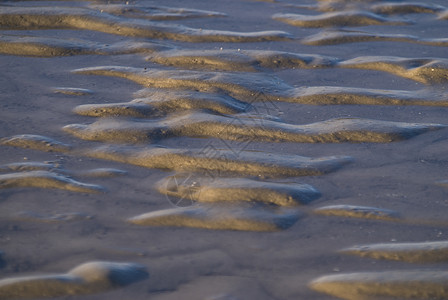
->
[1,0,448,298]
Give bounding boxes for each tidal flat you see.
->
[0,0,448,299]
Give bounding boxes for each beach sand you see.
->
[0,0,448,299]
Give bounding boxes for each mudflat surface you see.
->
[0,0,448,299]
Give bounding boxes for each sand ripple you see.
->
[302,29,448,46]
[88,4,227,20]
[313,204,400,221]
[0,134,71,153]
[272,11,411,27]
[74,89,248,117]
[128,203,299,231]
[0,170,104,193]
[310,270,448,300]
[157,175,321,206]
[72,66,448,106]
[84,145,352,178]
[0,6,291,42]
[0,35,170,57]
[0,261,148,300]
[62,113,447,143]
[341,241,448,263]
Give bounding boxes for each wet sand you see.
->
[0,0,448,299]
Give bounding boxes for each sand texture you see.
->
[1,0,448,299]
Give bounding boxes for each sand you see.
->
[1,0,448,299]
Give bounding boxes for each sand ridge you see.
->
[0,170,105,193]
[87,4,227,21]
[73,89,249,117]
[0,6,291,42]
[83,145,353,178]
[128,203,300,232]
[340,241,448,263]
[156,175,321,206]
[313,204,400,221]
[0,35,171,57]
[0,261,148,300]
[72,66,448,106]
[310,270,448,300]
[301,29,448,46]
[272,11,411,27]
[62,112,447,144]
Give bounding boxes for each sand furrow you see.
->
[0,162,58,173]
[0,7,291,42]
[72,66,448,106]
[340,241,448,263]
[310,270,448,300]
[0,261,148,300]
[52,87,94,96]
[302,30,448,46]
[313,205,400,221]
[157,175,321,206]
[0,171,104,193]
[62,112,447,144]
[272,11,411,28]
[84,145,353,178]
[16,211,93,223]
[128,203,300,231]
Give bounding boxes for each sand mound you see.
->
[313,204,400,221]
[0,134,71,153]
[0,261,148,300]
[63,113,447,143]
[73,66,448,106]
[340,240,448,263]
[157,175,321,206]
[302,29,448,46]
[310,270,448,299]
[0,6,290,42]
[85,145,352,178]
[128,203,300,231]
[0,170,104,193]
[272,11,410,27]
